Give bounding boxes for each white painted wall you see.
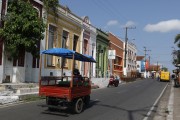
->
[25,53,32,82]
[0,66,3,83]
[12,67,25,83]
[91,78,109,88]
[32,68,39,82]
[90,25,97,77]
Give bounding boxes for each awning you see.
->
[41,48,96,63]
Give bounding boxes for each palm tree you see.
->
[175,34,180,48]
[174,34,180,65]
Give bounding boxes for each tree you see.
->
[175,34,180,48]
[43,0,59,16]
[173,34,180,65]
[161,67,168,72]
[0,0,45,58]
[0,0,59,59]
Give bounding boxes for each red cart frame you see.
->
[39,48,96,113]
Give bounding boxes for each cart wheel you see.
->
[74,98,83,114]
[84,95,90,106]
[46,97,56,111]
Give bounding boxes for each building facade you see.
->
[81,16,96,77]
[39,5,82,81]
[96,29,109,78]
[108,33,124,77]
[123,41,137,77]
[0,0,8,83]
[136,56,145,73]
[0,0,43,83]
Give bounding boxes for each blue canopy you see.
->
[41,48,96,63]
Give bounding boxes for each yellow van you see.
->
[160,71,170,82]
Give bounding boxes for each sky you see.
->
[60,0,180,72]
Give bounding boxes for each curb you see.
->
[167,83,174,120]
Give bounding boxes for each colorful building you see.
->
[108,33,124,77]
[96,29,109,78]
[40,5,82,80]
[136,56,145,73]
[81,16,96,77]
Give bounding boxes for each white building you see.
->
[0,2,89,83]
[0,0,44,83]
[81,16,96,77]
[123,41,137,77]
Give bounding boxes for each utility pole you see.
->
[144,47,151,78]
[123,26,136,76]
[124,27,136,67]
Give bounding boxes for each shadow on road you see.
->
[39,98,159,120]
[40,100,100,117]
[93,102,156,120]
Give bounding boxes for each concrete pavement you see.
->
[172,85,180,120]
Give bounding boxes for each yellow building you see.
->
[42,5,82,76]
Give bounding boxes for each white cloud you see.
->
[106,20,119,26]
[124,21,136,27]
[144,19,180,33]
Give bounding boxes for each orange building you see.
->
[108,33,124,77]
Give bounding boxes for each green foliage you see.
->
[0,0,45,58]
[43,0,59,17]
[173,34,180,65]
[175,34,180,48]
[161,67,168,72]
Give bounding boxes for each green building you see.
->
[96,29,109,78]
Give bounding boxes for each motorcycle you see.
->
[107,76,119,87]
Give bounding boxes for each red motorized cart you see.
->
[39,48,96,113]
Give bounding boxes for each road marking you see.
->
[143,83,169,120]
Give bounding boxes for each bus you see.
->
[160,71,170,82]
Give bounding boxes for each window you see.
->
[83,40,88,54]
[61,30,69,67]
[114,56,120,65]
[18,50,25,67]
[62,30,69,48]
[32,40,40,68]
[73,35,79,51]
[47,25,57,66]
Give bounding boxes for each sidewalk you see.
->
[166,82,180,120]
[172,85,180,120]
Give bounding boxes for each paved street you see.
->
[0,79,168,120]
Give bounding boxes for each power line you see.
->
[91,0,118,20]
[98,0,129,21]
